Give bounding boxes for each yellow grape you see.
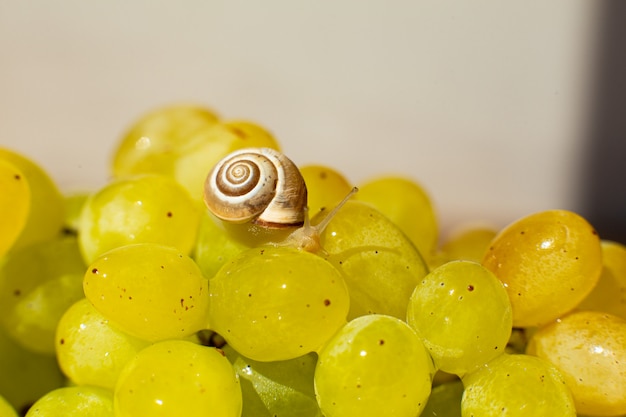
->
[432,224,498,268]
[576,240,626,320]
[78,174,200,264]
[526,310,626,416]
[461,353,576,416]
[0,159,30,257]
[55,298,150,390]
[24,386,113,417]
[0,148,65,252]
[111,103,220,180]
[354,175,438,260]
[0,395,18,417]
[299,164,353,217]
[208,246,350,362]
[482,209,602,327]
[83,243,210,342]
[114,340,242,417]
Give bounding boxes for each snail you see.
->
[203,147,357,253]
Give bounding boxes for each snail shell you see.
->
[203,147,307,228]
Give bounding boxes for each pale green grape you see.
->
[482,209,603,327]
[461,353,576,416]
[0,395,18,417]
[55,298,150,390]
[406,260,512,376]
[221,344,322,417]
[78,174,200,264]
[313,200,429,320]
[314,314,433,417]
[421,380,463,417]
[174,120,281,200]
[354,175,438,260]
[0,236,86,354]
[299,164,353,218]
[24,386,113,417]
[193,210,250,280]
[0,148,65,252]
[208,246,350,362]
[576,240,626,320]
[0,159,30,257]
[527,310,626,416]
[62,192,90,235]
[83,243,210,342]
[114,340,242,417]
[111,104,220,179]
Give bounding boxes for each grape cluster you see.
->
[1,104,625,417]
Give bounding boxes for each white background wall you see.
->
[0,0,599,235]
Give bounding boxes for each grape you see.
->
[114,339,242,417]
[78,174,201,264]
[299,164,353,218]
[526,310,626,416]
[461,353,576,416]
[0,395,18,417]
[313,200,429,320]
[0,148,65,252]
[83,243,210,342]
[221,344,322,417]
[353,175,438,260]
[193,210,250,280]
[432,224,498,268]
[111,104,219,180]
[208,246,350,362]
[24,386,113,417]
[0,327,65,414]
[482,209,603,328]
[62,192,90,235]
[420,380,463,417]
[0,159,30,257]
[0,236,86,354]
[314,314,433,417]
[576,240,626,320]
[55,298,150,390]
[174,120,281,199]
[406,260,512,375]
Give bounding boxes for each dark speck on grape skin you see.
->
[379,339,385,345]
[59,338,65,345]
[166,211,173,218]
[13,289,21,296]
[319,171,328,180]
[324,299,331,306]
[467,285,474,291]
[92,268,98,274]
[14,174,21,180]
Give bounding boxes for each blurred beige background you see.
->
[0,0,600,233]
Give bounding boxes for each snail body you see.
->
[203,148,307,228]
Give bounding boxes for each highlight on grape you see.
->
[1,103,625,417]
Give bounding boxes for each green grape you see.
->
[83,243,210,342]
[62,192,90,235]
[208,246,350,362]
[353,175,438,260]
[78,174,200,264]
[0,395,18,417]
[406,260,512,376]
[221,344,322,417]
[114,340,242,417]
[482,209,603,327]
[432,224,498,268]
[174,120,281,200]
[576,240,626,320]
[461,353,576,416]
[314,314,434,417]
[0,236,86,354]
[312,200,429,320]
[111,104,220,180]
[0,327,65,414]
[299,164,353,218]
[55,298,150,390]
[193,210,250,280]
[0,148,65,252]
[526,310,626,416]
[0,159,30,257]
[421,380,463,417]
[24,386,113,417]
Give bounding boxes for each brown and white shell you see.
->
[203,147,307,228]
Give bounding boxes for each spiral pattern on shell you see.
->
[203,147,307,227]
